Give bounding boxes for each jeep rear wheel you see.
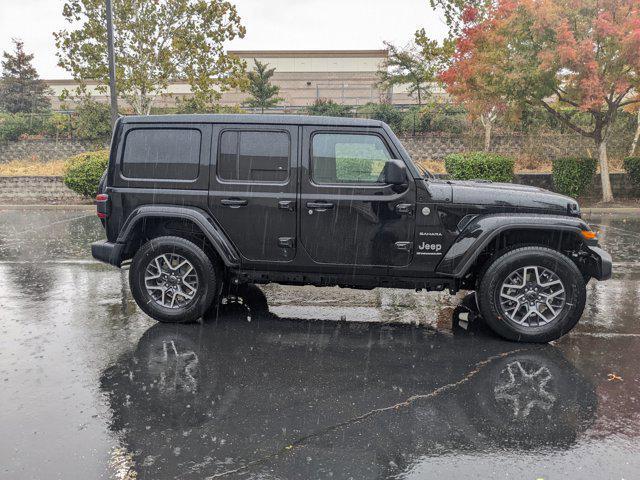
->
[477,246,586,343]
[129,236,218,323]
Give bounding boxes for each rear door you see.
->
[208,124,298,263]
[109,122,212,242]
[300,127,416,267]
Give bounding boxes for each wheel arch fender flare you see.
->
[116,205,240,267]
[436,214,591,278]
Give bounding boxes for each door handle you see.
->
[395,203,414,216]
[306,201,334,211]
[278,200,295,211]
[221,198,248,208]
[278,237,295,248]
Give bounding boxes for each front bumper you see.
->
[91,240,125,267]
[586,246,612,281]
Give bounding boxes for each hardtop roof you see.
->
[119,114,384,128]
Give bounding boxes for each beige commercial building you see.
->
[46,49,432,111]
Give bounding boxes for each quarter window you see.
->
[218,130,290,183]
[312,133,392,184]
[121,128,201,180]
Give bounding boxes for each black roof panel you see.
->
[119,114,383,128]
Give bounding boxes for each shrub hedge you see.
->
[444,152,515,182]
[305,99,352,117]
[623,157,640,190]
[357,103,403,132]
[0,108,109,142]
[551,157,597,198]
[63,150,110,197]
[0,113,49,141]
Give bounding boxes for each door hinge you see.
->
[395,203,414,216]
[278,237,295,248]
[394,241,413,252]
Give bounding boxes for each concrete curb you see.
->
[0,204,94,210]
[582,207,640,214]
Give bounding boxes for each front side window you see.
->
[121,128,201,180]
[218,130,290,183]
[312,133,392,184]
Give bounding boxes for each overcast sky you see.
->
[0,0,449,79]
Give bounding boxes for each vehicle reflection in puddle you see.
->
[100,291,597,479]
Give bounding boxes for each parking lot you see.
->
[1,206,639,479]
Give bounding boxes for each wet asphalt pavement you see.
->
[1,207,639,479]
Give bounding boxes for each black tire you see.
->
[477,246,586,343]
[129,236,218,323]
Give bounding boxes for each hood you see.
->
[447,180,579,214]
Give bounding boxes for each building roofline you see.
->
[227,49,388,58]
[44,72,382,84]
[45,79,81,84]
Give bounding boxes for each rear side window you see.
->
[121,128,201,180]
[218,130,289,183]
[312,133,391,184]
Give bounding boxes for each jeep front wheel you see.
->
[477,246,587,343]
[129,236,218,323]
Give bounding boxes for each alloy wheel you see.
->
[144,253,199,309]
[498,266,566,327]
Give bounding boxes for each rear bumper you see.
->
[586,246,612,281]
[91,240,125,267]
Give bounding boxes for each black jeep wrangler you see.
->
[92,114,611,342]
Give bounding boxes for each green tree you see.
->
[54,0,246,115]
[377,39,452,106]
[175,97,244,114]
[243,59,283,113]
[73,97,112,141]
[0,39,51,113]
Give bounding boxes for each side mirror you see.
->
[384,160,407,185]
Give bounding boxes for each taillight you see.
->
[96,193,109,219]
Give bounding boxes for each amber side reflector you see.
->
[581,230,597,240]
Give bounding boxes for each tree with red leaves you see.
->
[429,0,496,35]
[440,0,640,202]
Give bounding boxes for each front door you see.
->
[300,127,416,267]
[208,124,298,263]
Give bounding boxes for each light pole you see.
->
[106,0,118,128]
